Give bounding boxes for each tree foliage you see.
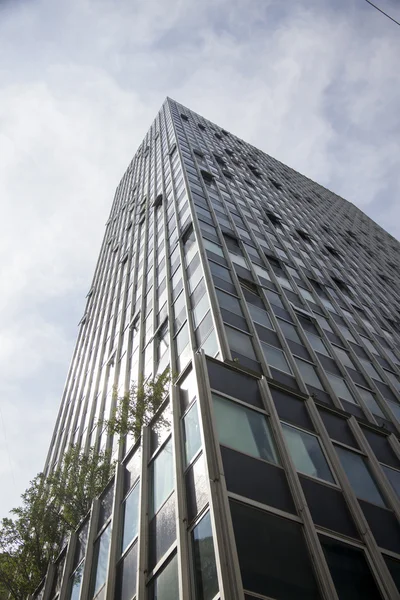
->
[0,446,114,600]
[105,370,171,439]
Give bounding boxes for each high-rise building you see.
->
[35,98,400,600]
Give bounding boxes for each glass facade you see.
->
[34,98,400,600]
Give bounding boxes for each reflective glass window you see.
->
[382,465,400,499]
[192,512,219,600]
[281,423,334,482]
[356,387,384,418]
[326,374,356,404]
[225,326,256,359]
[261,343,292,374]
[148,553,179,600]
[122,483,140,553]
[295,358,324,390]
[305,332,331,356]
[91,524,111,597]
[182,401,202,466]
[213,394,278,463]
[320,535,382,600]
[336,446,386,507]
[247,303,273,328]
[150,438,174,516]
[277,319,302,344]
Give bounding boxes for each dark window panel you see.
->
[384,555,400,593]
[320,534,382,600]
[318,409,358,448]
[271,387,314,430]
[221,446,296,514]
[361,427,400,469]
[148,492,176,569]
[300,476,359,538]
[230,500,321,599]
[185,454,209,523]
[115,542,138,600]
[360,500,400,554]
[206,359,262,407]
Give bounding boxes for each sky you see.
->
[0,0,399,519]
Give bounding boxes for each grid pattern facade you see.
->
[36,98,400,600]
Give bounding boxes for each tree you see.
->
[0,446,114,600]
[46,445,114,531]
[105,370,171,439]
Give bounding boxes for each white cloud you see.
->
[0,0,399,516]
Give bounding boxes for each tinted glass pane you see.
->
[320,535,382,600]
[179,369,197,412]
[357,388,385,417]
[213,394,278,463]
[282,424,334,482]
[98,485,114,530]
[278,319,302,344]
[122,483,140,553]
[91,524,111,596]
[149,492,176,568]
[247,303,272,328]
[262,343,292,374]
[150,438,174,517]
[225,326,256,359]
[182,401,202,466]
[124,449,141,494]
[148,553,179,600]
[384,555,400,592]
[336,446,386,507]
[186,453,208,522]
[192,512,219,600]
[382,465,400,498]
[230,500,321,599]
[305,332,331,356]
[295,359,324,390]
[216,289,243,315]
[116,543,138,600]
[69,562,84,600]
[209,261,232,282]
[327,374,356,403]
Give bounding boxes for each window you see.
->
[225,326,256,360]
[68,562,85,600]
[299,287,315,303]
[148,553,179,600]
[332,346,355,369]
[326,374,356,404]
[277,319,302,344]
[216,289,243,315]
[382,465,400,499]
[203,238,224,257]
[356,387,384,418]
[281,423,334,482]
[295,358,324,390]
[182,402,202,466]
[261,343,292,374]
[320,535,382,600]
[149,438,174,516]
[213,394,278,463]
[314,314,333,333]
[247,302,273,328]
[305,332,331,356]
[360,360,383,381]
[91,524,111,597]
[116,543,138,599]
[121,483,140,553]
[336,446,386,507]
[230,501,321,599]
[192,512,219,600]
